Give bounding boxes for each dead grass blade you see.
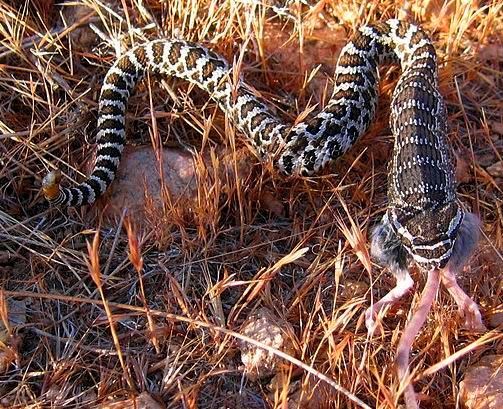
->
[5,288,371,408]
[85,230,135,391]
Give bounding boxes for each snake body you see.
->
[43,19,466,271]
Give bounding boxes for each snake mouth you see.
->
[387,203,464,270]
[408,240,453,270]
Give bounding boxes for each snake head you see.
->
[387,201,465,271]
[372,203,480,273]
[42,169,62,202]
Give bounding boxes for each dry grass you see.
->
[1,0,502,408]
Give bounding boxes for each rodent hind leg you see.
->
[441,212,485,331]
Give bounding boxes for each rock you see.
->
[489,120,503,136]
[479,45,503,61]
[259,191,284,217]
[486,161,503,178]
[459,355,503,409]
[338,279,368,300]
[239,307,297,381]
[286,376,335,409]
[103,146,199,217]
[99,145,253,222]
[455,151,473,183]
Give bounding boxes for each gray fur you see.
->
[371,214,409,273]
[447,212,480,271]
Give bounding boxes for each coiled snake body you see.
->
[43,19,466,270]
[43,19,484,408]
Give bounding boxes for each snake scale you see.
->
[42,19,477,275]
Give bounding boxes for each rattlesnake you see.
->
[42,19,476,274]
[42,18,485,409]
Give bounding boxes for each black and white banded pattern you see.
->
[43,19,467,271]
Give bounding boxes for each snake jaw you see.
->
[384,202,465,272]
[42,170,62,201]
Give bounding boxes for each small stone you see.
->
[487,161,503,178]
[338,279,369,300]
[459,355,503,409]
[285,376,334,408]
[239,308,297,381]
[489,120,503,136]
[479,45,503,61]
[260,191,284,217]
[100,145,252,222]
